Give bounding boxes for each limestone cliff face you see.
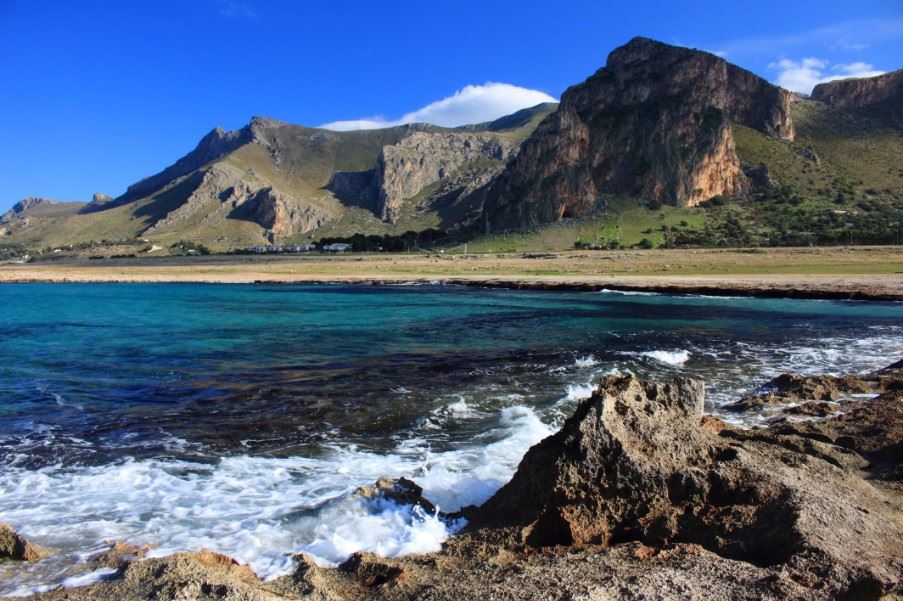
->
[145,163,333,238]
[811,69,903,109]
[234,187,332,236]
[375,132,518,222]
[483,37,795,231]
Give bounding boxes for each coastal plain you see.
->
[3,246,902,300]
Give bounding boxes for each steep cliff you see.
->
[812,69,903,109]
[482,37,795,231]
[4,105,556,250]
[374,132,518,222]
[140,163,334,238]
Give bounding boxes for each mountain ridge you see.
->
[480,36,796,232]
[3,37,900,254]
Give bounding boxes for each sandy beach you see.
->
[3,247,902,300]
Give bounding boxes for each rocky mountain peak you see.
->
[481,37,795,231]
[247,115,291,139]
[1,197,58,224]
[10,197,57,213]
[106,124,253,208]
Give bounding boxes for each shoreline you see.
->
[5,360,902,600]
[1,273,902,301]
[2,247,901,300]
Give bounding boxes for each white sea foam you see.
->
[61,568,118,588]
[301,499,463,567]
[574,354,599,368]
[638,350,691,366]
[692,326,903,415]
[564,381,596,402]
[446,398,475,415]
[0,405,553,594]
[599,288,660,296]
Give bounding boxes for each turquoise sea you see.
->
[0,283,900,594]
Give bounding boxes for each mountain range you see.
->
[3,37,901,254]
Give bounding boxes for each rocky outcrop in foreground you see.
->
[812,69,903,109]
[0,524,48,562]
[13,364,903,601]
[482,36,796,230]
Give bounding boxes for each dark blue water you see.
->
[0,283,900,593]
[1,283,900,463]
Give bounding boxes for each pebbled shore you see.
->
[3,361,902,600]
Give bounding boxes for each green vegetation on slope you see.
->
[4,95,901,256]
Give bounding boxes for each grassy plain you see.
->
[3,246,902,299]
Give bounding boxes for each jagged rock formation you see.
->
[4,108,548,250]
[0,523,48,561]
[468,373,902,595]
[482,37,795,231]
[374,132,518,222]
[141,163,334,238]
[724,369,893,413]
[112,125,254,207]
[231,187,333,237]
[812,69,903,109]
[0,198,58,224]
[354,476,437,514]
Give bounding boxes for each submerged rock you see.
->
[724,371,889,413]
[0,523,48,561]
[354,476,437,514]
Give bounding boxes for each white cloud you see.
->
[768,57,885,94]
[834,39,870,51]
[833,62,884,78]
[320,83,557,131]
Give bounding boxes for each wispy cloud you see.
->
[834,39,870,52]
[216,0,256,19]
[320,83,557,131]
[713,18,903,58]
[769,57,885,94]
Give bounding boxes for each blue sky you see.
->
[1,0,901,210]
